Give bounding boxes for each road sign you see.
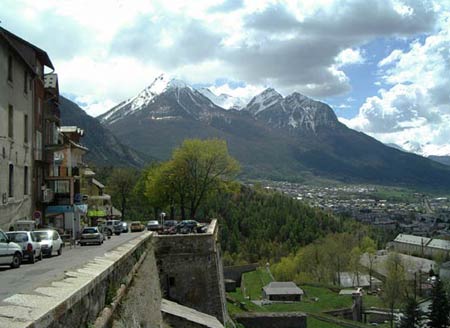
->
[33,210,42,220]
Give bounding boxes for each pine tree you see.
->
[428,278,450,328]
[399,297,424,328]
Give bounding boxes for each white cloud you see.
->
[336,48,365,66]
[344,16,450,156]
[1,0,445,118]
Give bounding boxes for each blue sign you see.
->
[45,205,73,214]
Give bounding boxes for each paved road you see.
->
[0,231,145,303]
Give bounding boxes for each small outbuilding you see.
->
[262,281,304,302]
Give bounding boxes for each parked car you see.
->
[0,229,23,268]
[159,220,178,234]
[146,220,163,232]
[121,221,129,233]
[6,231,43,263]
[105,220,123,236]
[79,227,104,246]
[34,229,63,257]
[169,220,207,234]
[98,220,122,236]
[130,221,145,232]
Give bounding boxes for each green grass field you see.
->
[227,267,388,327]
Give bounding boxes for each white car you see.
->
[6,231,43,263]
[0,229,23,268]
[33,230,63,257]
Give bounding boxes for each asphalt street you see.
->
[0,231,145,303]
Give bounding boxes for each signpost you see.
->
[33,210,42,226]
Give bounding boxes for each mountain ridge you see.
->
[59,96,151,168]
[96,77,450,191]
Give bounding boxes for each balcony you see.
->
[45,177,74,206]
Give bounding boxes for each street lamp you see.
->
[160,212,166,229]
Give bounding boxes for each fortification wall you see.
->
[154,219,228,324]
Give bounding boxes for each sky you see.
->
[2,0,450,156]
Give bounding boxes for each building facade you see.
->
[0,28,36,229]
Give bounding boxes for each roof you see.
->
[394,234,431,246]
[69,140,88,152]
[83,168,96,177]
[89,194,111,201]
[427,239,450,251]
[263,282,304,295]
[338,272,380,288]
[0,26,54,70]
[92,178,105,189]
[59,126,84,135]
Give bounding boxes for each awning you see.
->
[45,205,73,214]
[88,210,107,217]
[92,178,105,189]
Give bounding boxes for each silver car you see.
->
[34,230,63,257]
[79,227,104,246]
[0,229,23,268]
[6,231,43,263]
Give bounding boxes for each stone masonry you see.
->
[154,219,228,324]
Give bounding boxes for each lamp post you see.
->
[160,212,166,230]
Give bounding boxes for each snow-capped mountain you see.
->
[99,74,223,125]
[243,89,338,132]
[400,141,450,158]
[387,141,450,166]
[94,74,450,189]
[198,88,246,110]
[101,75,340,134]
[245,88,283,115]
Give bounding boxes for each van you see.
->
[13,220,36,231]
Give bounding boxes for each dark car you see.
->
[146,220,163,233]
[161,220,178,233]
[169,220,206,234]
[79,227,104,246]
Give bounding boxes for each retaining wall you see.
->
[223,264,258,287]
[234,312,307,328]
[0,232,157,328]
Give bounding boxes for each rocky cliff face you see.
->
[244,89,339,132]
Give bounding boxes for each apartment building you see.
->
[0,27,56,230]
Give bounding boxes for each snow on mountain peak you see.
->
[246,88,283,115]
[130,74,191,111]
[100,74,192,123]
[401,141,450,157]
[198,88,246,110]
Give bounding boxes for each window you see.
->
[169,277,175,287]
[24,114,28,143]
[7,55,13,82]
[8,105,13,138]
[24,70,28,94]
[24,166,28,195]
[9,164,14,197]
[0,231,8,243]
